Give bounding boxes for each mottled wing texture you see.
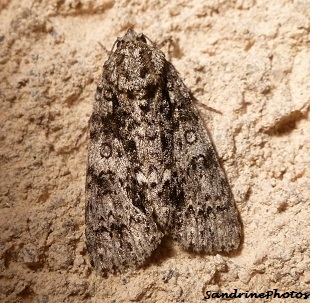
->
[85,30,177,273]
[165,64,241,252]
[85,29,241,274]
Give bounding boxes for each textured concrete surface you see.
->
[0,1,309,302]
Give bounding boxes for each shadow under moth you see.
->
[85,29,241,274]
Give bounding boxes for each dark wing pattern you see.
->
[165,63,241,252]
[85,29,241,274]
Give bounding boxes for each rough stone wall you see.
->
[0,1,309,302]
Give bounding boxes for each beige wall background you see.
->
[0,0,309,302]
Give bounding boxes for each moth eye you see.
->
[137,34,147,43]
[116,39,123,48]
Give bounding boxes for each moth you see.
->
[85,29,241,274]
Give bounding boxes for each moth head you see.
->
[115,29,147,49]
